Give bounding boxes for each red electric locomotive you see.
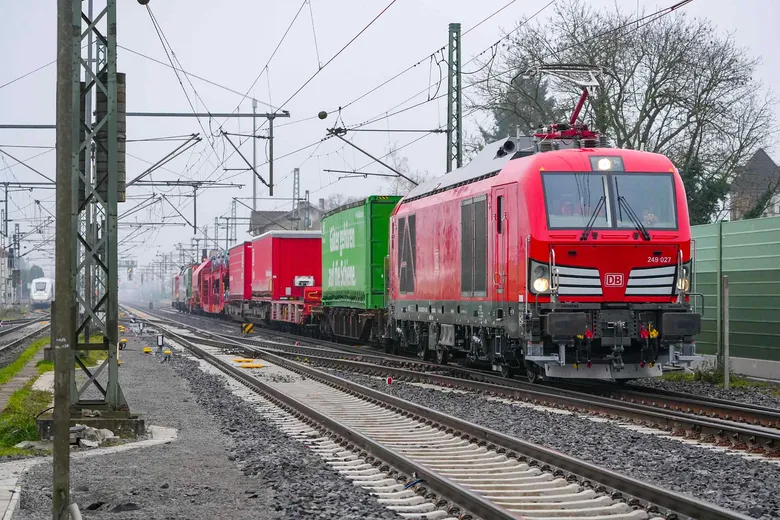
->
[388,137,701,381]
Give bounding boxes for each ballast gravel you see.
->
[14,339,277,520]
[13,337,397,520]
[171,356,399,520]
[328,370,780,520]
[630,376,780,410]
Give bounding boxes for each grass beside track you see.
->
[0,337,48,387]
[662,365,780,394]
[0,333,111,456]
[0,336,51,456]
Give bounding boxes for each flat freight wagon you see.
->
[319,195,401,341]
[244,230,322,328]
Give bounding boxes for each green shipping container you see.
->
[322,195,401,309]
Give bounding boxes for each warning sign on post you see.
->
[242,323,254,335]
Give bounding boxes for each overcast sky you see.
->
[0,0,778,277]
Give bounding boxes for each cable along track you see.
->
[130,310,751,520]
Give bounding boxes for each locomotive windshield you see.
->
[613,174,677,229]
[34,282,47,291]
[543,173,610,228]
[542,172,677,230]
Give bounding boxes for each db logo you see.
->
[604,273,624,287]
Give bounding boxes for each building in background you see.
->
[249,199,326,236]
[730,148,780,220]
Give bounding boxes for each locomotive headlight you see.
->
[529,260,550,294]
[597,158,612,171]
[533,277,550,292]
[676,261,692,293]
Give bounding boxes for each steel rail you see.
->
[558,380,780,424]
[0,323,51,353]
[222,328,780,431]
[158,323,752,520]
[188,333,780,455]
[149,311,780,452]
[127,307,753,520]
[159,326,519,520]
[0,318,49,339]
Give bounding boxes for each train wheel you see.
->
[436,348,448,365]
[500,365,514,379]
[525,362,543,383]
[418,344,432,362]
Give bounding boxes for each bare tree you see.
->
[322,193,362,211]
[382,142,430,196]
[468,0,777,224]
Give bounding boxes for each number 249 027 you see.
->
[648,256,672,263]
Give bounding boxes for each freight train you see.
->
[172,142,702,383]
[171,95,702,382]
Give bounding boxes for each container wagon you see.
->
[244,230,322,330]
[318,195,401,342]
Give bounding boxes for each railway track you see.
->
[0,317,50,354]
[132,307,780,461]
[126,306,751,520]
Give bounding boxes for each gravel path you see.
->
[630,376,780,410]
[328,370,780,520]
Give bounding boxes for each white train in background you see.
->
[30,278,54,309]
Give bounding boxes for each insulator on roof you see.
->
[582,138,598,148]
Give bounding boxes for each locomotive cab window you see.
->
[543,173,611,229]
[613,174,677,229]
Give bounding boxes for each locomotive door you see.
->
[492,186,509,320]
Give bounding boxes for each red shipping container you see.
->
[251,230,322,301]
[228,241,253,301]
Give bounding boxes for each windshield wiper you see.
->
[617,196,651,241]
[579,196,606,241]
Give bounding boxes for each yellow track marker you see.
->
[163,349,172,355]
[233,358,255,363]
[142,346,152,354]
[240,363,264,369]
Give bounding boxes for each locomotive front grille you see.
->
[625,265,676,296]
[556,266,602,296]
